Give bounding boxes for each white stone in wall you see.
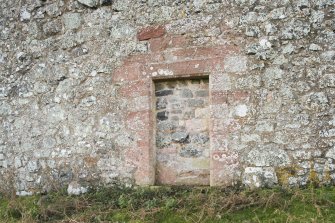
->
[63,13,82,30]
[259,38,272,49]
[326,147,335,160]
[243,167,278,188]
[0,53,6,64]
[234,104,248,117]
[16,191,33,196]
[309,43,322,51]
[14,157,22,168]
[67,181,88,195]
[20,8,31,21]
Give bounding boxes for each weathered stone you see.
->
[181,89,193,98]
[67,181,88,195]
[0,102,11,116]
[16,191,33,196]
[171,131,189,143]
[63,13,82,30]
[241,134,261,143]
[27,160,40,173]
[319,74,335,88]
[80,96,97,107]
[269,7,287,19]
[234,104,248,117]
[255,121,274,132]
[263,66,284,88]
[43,20,62,36]
[247,145,290,167]
[224,56,247,73]
[190,133,209,144]
[137,25,166,41]
[156,97,167,109]
[321,51,335,62]
[78,0,99,7]
[110,21,136,40]
[309,43,322,51]
[45,3,62,17]
[245,26,260,37]
[180,146,203,158]
[281,19,311,40]
[157,111,169,121]
[195,90,208,97]
[187,99,205,107]
[155,89,173,97]
[20,8,31,21]
[307,92,329,109]
[320,129,335,138]
[243,167,278,188]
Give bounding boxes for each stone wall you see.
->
[0,0,334,195]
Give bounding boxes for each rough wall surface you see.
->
[0,0,334,195]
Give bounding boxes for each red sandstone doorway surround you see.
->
[112,25,242,186]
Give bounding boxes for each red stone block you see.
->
[149,35,190,52]
[144,58,224,78]
[165,45,238,62]
[126,110,150,131]
[149,37,169,52]
[113,63,142,83]
[210,150,240,186]
[124,146,150,166]
[125,53,164,64]
[124,146,154,185]
[211,91,228,105]
[137,25,166,41]
[118,80,151,98]
[156,164,177,185]
[168,35,189,48]
[229,90,250,102]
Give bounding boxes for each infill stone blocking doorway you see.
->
[154,78,210,185]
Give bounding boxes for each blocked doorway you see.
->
[154,78,210,185]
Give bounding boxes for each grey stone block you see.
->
[171,131,189,143]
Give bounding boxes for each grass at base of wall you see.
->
[1,185,335,223]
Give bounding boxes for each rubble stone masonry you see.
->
[0,0,334,195]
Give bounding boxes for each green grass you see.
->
[1,186,335,222]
